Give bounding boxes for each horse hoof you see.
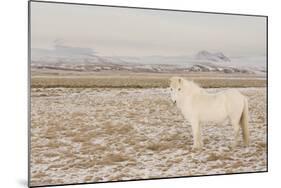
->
[192,146,202,151]
[244,143,250,147]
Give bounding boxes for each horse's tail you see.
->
[240,97,250,146]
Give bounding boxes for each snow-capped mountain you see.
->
[31,46,266,74]
[195,50,231,62]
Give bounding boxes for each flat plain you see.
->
[30,73,267,186]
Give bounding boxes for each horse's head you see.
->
[169,77,184,105]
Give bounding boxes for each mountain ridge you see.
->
[31,47,265,74]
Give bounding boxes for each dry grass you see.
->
[30,86,267,186]
[102,123,134,135]
[71,135,87,143]
[31,75,266,88]
[146,142,174,152]
[32,171,47,179]
[45,140,61,148]
[104,153,131,163]
[44,152,59,158]
[206,153,221,161]
[84,176,93,182]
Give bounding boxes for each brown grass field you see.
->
[30,72,267,186]
[31,73,266,88]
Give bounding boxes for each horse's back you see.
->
[190,92,228,122]
[191,89,245,122]
[223,89,244,103]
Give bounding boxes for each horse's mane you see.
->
[181,78,204,94]
[170,77,204,94]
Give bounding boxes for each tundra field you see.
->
[30,74,267,186]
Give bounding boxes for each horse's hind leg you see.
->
[191,120,203,150]
[231,119,240,147]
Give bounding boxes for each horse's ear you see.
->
[178,78,181,84]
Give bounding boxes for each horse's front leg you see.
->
[191,120,203,150]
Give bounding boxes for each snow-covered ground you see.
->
[30,87,267,186]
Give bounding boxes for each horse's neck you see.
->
[177,85,205,116]
[192,87,204,95]
[183,83,204,96]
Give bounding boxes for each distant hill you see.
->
[31,46,265,74]
[195,50,231,62]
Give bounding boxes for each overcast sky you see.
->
[30,1,266,57]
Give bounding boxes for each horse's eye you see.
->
[178,88,181,91]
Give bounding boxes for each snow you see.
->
[30,87,267,186]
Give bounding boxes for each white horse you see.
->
[169,77,249,150]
